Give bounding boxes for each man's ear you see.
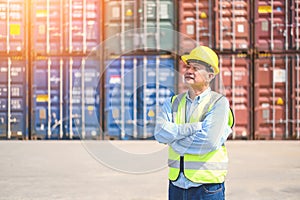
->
[208,73,215,82]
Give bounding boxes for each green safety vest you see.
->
[168,91,233,183]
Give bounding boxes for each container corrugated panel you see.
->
[215,0,250,51]
[219,54,251,139]
[0,57,27,139]
[254,0,288,51]
[32,57,63,139]
[104,0,176,55]
[291,54,300,139]
[31,0,63,55]
[65,0,100,54]
[0,0,25,54]
[105,55,175,140]
[291,0,300,50]
[64,57,101,139]
[254,54,290,140]
[178,0,215,53]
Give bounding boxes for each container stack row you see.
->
[0,0,300,140]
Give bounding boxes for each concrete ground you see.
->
[0,141,299,200]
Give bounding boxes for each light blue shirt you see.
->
[154,88,232,189]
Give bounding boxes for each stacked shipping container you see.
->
[103,0,177,139]
[30,0,102,139]
[252,0,300,139]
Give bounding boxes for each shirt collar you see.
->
[186,87,211,103]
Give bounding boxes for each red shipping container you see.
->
[254,0,289,51]
[254,54,290,139]
[215,0,250,51]
[178,0,215,53]
[219,54,251,139]
[0,0,26,54]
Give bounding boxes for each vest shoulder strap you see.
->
[199,91,223,122]
[203,91,235,128]
[171,93,186,113]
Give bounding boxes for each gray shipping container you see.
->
[104,0,176,55]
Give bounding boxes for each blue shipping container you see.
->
[64,57,101,139]
[0,57,27,139]
[32,56,101,139]
[105,55,175,140]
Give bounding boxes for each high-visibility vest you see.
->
[168,91,232,183]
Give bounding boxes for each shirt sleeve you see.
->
[170,96,232,155]
[154,97,202,144]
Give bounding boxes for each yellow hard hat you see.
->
[181,46,219,75]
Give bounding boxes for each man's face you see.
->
[183,62,214,87]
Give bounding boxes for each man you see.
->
[154,46,233,200]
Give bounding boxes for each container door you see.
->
[137,55,175,139]
[216,0,250,51]
[105,56,135,139]
[68,57,101,139]
[32,57,63,139]
[64,0,100,54]
[254,54,289,139]
[140,0,175,52]
[255,0,288,51]
[0,0,25,54]
[104,0,137,55]
[220,54,251,139]
[179,0,214,53]
[0,58,27,139]
[32,0,63,55]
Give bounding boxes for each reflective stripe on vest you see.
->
[168,91,229,183]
